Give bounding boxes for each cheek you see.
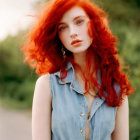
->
[80,23,91,37]
[59,33,68,45]
[81,23,93,42]
[80,24,87,35]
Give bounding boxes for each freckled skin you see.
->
[58,6,93,54]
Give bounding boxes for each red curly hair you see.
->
[22,0,135,107]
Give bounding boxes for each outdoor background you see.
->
[0,0,140,140]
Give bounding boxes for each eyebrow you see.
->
[58,15,86,26]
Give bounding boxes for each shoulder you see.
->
[115,95,129,128]
[36,73,50,86]
[117,96,129,112]
[32,74,52,140]
[35,73,51,94]
[33,73,52,105]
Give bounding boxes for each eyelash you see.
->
[59,26,67,32]
[58,19,84,32]
[75,19,84,25]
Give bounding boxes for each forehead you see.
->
[59,6,88,22]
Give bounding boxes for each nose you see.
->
[70,33,78,39]
[69,26,78,39]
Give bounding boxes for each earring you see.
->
[61,45,66,60]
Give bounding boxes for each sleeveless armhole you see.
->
[113,82,121,116]
[114,82,120,97]
[49,74,54,109]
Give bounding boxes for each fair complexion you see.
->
[32,6,129,140]
[58,6,93,68]
[58,6,129,140]
[32,74,52,140]
[32,75,129,140]
[111,96,129,140]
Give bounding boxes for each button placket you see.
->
[79,110,86,135]
[79,95,89,138]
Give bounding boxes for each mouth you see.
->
[71,40,83,46]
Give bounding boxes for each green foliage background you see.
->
[0,0,139,139]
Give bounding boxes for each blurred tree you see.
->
[0,29,37,109]
[0,0,139,139]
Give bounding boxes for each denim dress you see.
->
[49,62,120,140]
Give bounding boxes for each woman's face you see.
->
[58,6,93,54]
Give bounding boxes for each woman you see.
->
[22,0,134,139]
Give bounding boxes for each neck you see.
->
[72,51,96,78]
[73,51,87,71]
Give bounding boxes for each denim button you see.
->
[80,112,85,116]
[95,102,98,105]
[80,129,84,134]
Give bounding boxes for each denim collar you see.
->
[54,61,74,83]
[54,61,102,95]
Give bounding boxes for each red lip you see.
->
[71,39,82,45]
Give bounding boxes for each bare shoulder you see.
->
[34,73,52,102]
[35,73,50,89]
[32,73,52,116]
[32,73,52,140]
[116,96,129,122]
[117,96,129,111]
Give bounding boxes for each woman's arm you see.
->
[32,74,52,140]
[111,96,129,140]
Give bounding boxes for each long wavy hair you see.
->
[22,0,134,107]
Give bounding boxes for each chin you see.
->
[71,47,89,54]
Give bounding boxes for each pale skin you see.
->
[32,75,129,140]
[32,6,129,140]
[58,6,93,69]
